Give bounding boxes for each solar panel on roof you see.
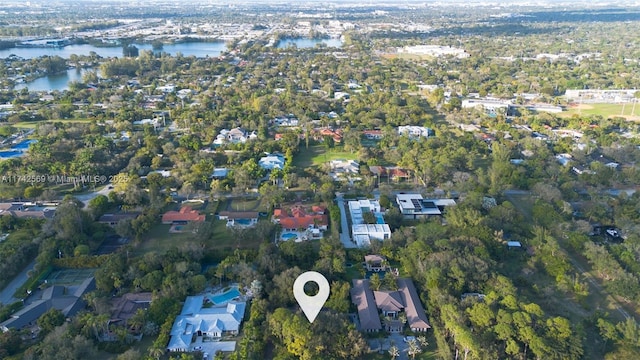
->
[411,199,422,209]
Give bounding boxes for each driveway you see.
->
[0,259,36,305]
[335,193,357,248]
[389,333,410,360]
[75,183,113,208]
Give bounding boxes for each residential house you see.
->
[0,202,56,220]
[273,205,329,238]
[109,292,153,331]
[396,194,456,219]
[98,212,140,227]
[218,211,259,228]
[397,278,431,332]
[329,159,360,182]
[397,126,433,139]
[350,277,430,334]
[362,130,383,140]
[210,168,230,179]
[213,128,257,145]
[314,128,343,143]
[350,279,382,332]
[348,200,390,247]
[259,153,286,171]
[167,295,246,353]
[1,277,95,332]
[368,166,411,183]
[352,224,391,247]
[161,206,206,224]
[364,254,388,272]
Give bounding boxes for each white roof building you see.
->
[168,295,246,353]
[259,153,286,171]
[352,224,391,247]
[348,199,388,247]
[397,126,433,139]
[329,160,360,182]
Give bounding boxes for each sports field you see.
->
[46,268,95,285]
[563,103,640,120]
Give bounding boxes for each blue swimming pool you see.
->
[376,214,385,224]
[281,232,298,240]
[210,287,241,305]
[235,219,252,225]
[11,140,36,150]
[0,150,23,158]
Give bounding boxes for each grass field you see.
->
[293,145,358,168]
[562,103,640,120]
[11,118,95,128]
[228,198,270,212]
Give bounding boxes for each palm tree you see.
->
[407,339,422,360]
[389,345,400,359]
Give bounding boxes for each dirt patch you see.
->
[570,104,594,110]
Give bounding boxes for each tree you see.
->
[389,345,400,359]
[88,194,110,219]
[37,308,65,333]
[407,339,422,359]
[369,273,382,291]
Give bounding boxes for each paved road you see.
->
[75,183,113,208]
[335,193,357,249]
[0,259,36,305]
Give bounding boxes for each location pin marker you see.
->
[293,271,330,323]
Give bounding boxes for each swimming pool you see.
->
[0,150,23,158]
[235,219,252,225]
[210,287,241,305]
[281,232,298,240]
[376,214,385,224]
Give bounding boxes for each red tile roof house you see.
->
[273,205,328,239]
[161,206,206,224]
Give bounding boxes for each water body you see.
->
[276,38,342,49]
[0,41,227,59]
[15,67,93,92]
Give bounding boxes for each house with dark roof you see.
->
[350,279,382,332]
[1,277,95,332]
[0,202,57,220]
[162,206,206,224]
[397,278,431,332]
[98,212,140,226]
[350,277,430,333]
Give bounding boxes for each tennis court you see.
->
[46,268,96,285]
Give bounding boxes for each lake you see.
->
[276,38,342,49]
[0,41,228,60]
[15,67,93,92]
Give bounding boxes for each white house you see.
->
[167,295,246,353]
[352,224,391,247]
[329,160,360,182]
[259,153,285,171]
[397,126,433,139]
[213,128,258,145]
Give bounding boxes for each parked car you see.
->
[403,336,416,343]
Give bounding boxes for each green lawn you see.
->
[229,198,269,212]
[562,103,640,119]
[293,145,358,168]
